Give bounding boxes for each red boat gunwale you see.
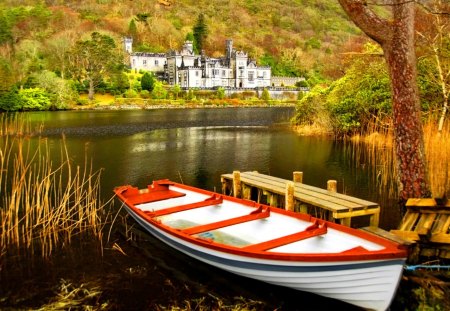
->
[114,180,408,262]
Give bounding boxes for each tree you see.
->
[151,81,167,99]
[216,87,225,99]
[0,57,14,95]
[27,70,77,109]
[17,88,52,111]
[171,84,181,100]
[141,72,155,92]
[128,19,138,39]
[338,0,431,200]
[193,13,208,53]
[261,88,270,101]
[44,35,75,80]
[416,0,450,133]
[68,32,120,100]
[111,72,130,94]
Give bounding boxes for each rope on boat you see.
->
[404,265,450,271]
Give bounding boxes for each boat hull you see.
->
[123,203,404,311]
[115,181,407,311]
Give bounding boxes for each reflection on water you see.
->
[25,107,400,229]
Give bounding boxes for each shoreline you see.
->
[70,99,297,111]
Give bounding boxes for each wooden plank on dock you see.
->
[244,171,378,208]
[238,171,374,211]
[360,226,413,246]
[221,171,380,227]
[391,198,450,261]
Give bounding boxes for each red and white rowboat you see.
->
[114,179,407,311]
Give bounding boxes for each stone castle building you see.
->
[125,38,272,89]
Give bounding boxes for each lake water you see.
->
[9,107,405,310]
[28,107,401,229]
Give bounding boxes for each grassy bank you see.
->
[75,94,297,110]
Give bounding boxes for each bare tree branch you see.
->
[366,0,450,15]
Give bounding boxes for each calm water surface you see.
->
[28,107,400,229]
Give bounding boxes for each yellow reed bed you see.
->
[0,114,106,260]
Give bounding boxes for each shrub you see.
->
[18,88,52,111]
[216,87,225,99]
[261,88,270,101]
[151,81,167,99]
[125,89,138,98]
[140,89,150,99]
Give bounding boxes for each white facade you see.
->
[130,52,166,73]
[127,38,271,89]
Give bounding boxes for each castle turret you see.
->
[123,37,133,54]
[182,41,194,55]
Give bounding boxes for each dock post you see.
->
[285,181,295,211]
[294,172,307,214]
[327,180,337,193]
[220,176,228,195]
[233,171,241,198]
[293,171,303,183]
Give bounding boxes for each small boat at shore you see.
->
[114,179,408,311]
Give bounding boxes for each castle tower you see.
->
[123,37,133,54]
[182,41,194,55]
[226,39,233,60]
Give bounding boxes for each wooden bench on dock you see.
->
[391,198,450,260]
[221,171,380,227]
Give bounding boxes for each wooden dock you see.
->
[220,171,380,227]
[391,198,450,260]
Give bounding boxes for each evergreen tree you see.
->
[141,72,155,92]
[261,88,270,101]
[193,13,208,53]
[128,19,138,40]
[185,32,194,42]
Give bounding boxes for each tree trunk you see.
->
[338,0,431,200]
[384,3,430,199]
[88,78,95,101]
[435,53,449,133]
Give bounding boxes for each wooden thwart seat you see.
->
[147,195,223,217]
[242,220,327,252]
[182,206,270,235]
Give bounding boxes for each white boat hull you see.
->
[115,181,407,311]
[124,203,404,311]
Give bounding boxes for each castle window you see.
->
[155,60,159,66]
[222,70,226,76]
[248,71,254,82]
[196,71,199,77]
[143,60,147,66]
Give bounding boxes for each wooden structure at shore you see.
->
[220,171,450,262]
[391,198,450,260]
[220,171,380,227]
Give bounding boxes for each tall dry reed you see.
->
[349,117,450,200]
[0,114,107,260]
[424,121,450,199]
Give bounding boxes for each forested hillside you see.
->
[0,0,362,89]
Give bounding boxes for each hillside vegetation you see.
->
[0,0,362,83]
